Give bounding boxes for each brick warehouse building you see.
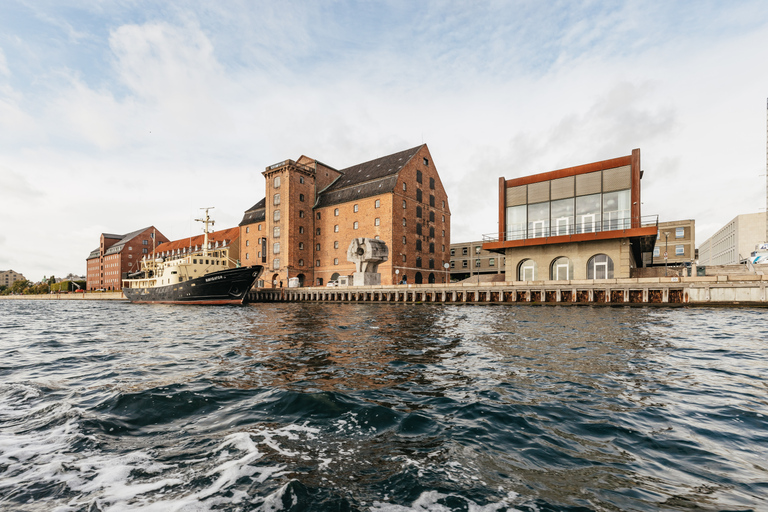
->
[240,144,451,287]
[86,227,169,291]
[483,149,658,280]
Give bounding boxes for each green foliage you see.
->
[51,281,68,292]
[25,282,50,295]
[9,279,30,294]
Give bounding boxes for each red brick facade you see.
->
[86,227,169,291]
[240,145,451,287]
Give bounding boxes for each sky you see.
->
[1,0,767,281]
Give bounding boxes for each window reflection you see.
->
[551,198,574,236]
[576,194,601,234]
[527,202,549,238]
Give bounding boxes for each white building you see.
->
[698,213,767,265]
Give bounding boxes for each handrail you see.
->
[482,214,660,243]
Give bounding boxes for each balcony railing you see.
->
[482,214,659,243]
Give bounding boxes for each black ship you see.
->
[123,265,262,305]
[122,208,263,305]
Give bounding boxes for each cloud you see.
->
[1,2,768,279]
[0,165,44,200]
[0,47,8,76]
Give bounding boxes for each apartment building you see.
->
[449,241,505,281]
[86,227,169,291]
[698,213,767,265]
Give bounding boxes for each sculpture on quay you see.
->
[346,237,389,286]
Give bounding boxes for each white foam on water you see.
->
[371,490,522,512]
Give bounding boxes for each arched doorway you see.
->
[415,272,423,284]
[330,272,340,282]
[428,273,435,283]
[296,273,305,287]
[271,273,279,288]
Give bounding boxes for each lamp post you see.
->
[664,232,669,276]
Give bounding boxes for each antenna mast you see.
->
[196,207,215,257]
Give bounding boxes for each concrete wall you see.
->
[503,238,633,281]
[699,213,767,265]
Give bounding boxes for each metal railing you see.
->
[482,214,659,243]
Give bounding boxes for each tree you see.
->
[9,279,30,294]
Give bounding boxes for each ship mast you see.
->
[196,207,215,257]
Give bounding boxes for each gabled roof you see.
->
[155,226,240,254]
[104,227,155,256]
[240,197,266,226]
[315,145,423,208]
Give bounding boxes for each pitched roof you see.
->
[240,197,266,226]
[104,227,154,256]
[315,145,423,208]
[155,226,240,254]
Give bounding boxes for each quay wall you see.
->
[248,274,768,306]
[0,292,126,301]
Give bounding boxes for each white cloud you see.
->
[1,2,768,279]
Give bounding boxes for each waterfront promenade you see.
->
[250,274,768,306]
[3,274,767,306]
[0,291,125,301]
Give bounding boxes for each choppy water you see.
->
[1,301,767,512]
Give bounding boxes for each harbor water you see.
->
[1,301,767,511]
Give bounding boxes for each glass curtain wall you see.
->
[527,203,549,238]
[576,194,601,234]
[602,190,631,231]
[506,205,526,240]
[504,172,631,241]
[550,199,575,236]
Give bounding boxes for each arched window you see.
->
[587,254,614,279]
[518,259,537,281]
[550,257,572,281]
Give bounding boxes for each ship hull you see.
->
[123,266,263,305]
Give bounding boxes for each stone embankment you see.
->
[0,292,126,301]
[248,274,768,307]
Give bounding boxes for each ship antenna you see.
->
[195,207,215,257]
